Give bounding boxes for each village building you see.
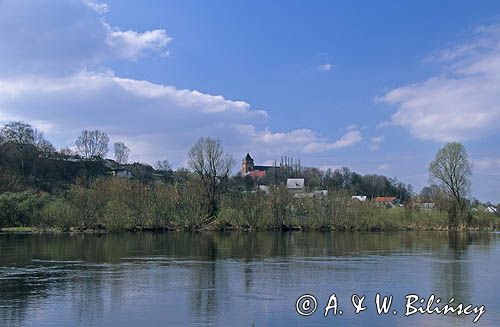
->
[112,169,133,178]
[485,206,498,214]
[241,153,275,177]
[374,196,400,207]
[287,178,305,191]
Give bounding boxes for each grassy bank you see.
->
[1,178,498,232]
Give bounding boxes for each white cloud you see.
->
[0,0,170,77]
[319,165,341,172]
[378,24,500,142]
[377,163,390,172]
[369,136,384,151]
[0,0,356,167]
[301,130,362,153]
[104,23,172,59]
[473,157,500,176]
[318,63,333,71]
[231,125,361,157]
[0,71,357,165]
[84,1,109,14]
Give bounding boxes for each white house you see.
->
[485,206,498,214]
[352,195,367,201]
[313,190,328,197]
[258,185,270,193]
[287,178,304,190]
[113,169,132,178]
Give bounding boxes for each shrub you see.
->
[103,200,134,232]
[41,198,79,231]
[0,191,49,227]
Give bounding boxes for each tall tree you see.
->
[429,142,472,226]
[1,121,35,144]
[0,121,54,177]
[0,121,54,153]
[155,159,172,172]
[114,142,130,164]
[187,137,234,223]
[75,130,109,159]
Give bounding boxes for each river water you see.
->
[0,232,498,326]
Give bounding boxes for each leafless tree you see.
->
[1,121,54,151]
[59,147,76,156]
[0,121,55,168]
[34,130,55,154]
[75,130,109,159]
[429,142,472,226]
[114,142,130,164]
[156,159,172,171]
[188,137,234,223]
[1,121,35,144]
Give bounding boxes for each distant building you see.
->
[258,185,270,193]
[112,169,132,178]
[486,206,498,214]
[287,178,305,190]
[241,153,275,176]
[374,196,399,207]
[419,202,435,210]
[241,153,254,174]
[352,195,367,202]
[248,170,266,178]
[313,190,328,197]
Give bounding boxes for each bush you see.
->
[41,198,79,231]
[0,191,49,227]
[103,200,134,232]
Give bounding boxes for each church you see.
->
[241,153,275,177]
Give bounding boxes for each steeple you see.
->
[241,153,255,174]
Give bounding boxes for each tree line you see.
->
[0,121,498,231]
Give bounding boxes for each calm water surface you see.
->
[0,231,499,326]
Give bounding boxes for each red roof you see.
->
[374,196,397,203]
[248,170,266,178]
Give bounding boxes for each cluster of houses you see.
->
[242,153,403,203]
[351,195,403,208]
[241,153,499,215]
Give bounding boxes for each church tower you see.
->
[241,153,254,174]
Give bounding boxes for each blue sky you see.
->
[1,0,500,202]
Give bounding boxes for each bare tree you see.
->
[0,121,54,152]
[1,121,35,144]
[188,137,234,223]
[34,130,55,154]
[59,147,76,156]
[114,142,130,164]
[75,130,109,159]
[429,142,472,226]
[156,159,172,171]
[0,121,55,178]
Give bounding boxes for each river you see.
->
[0,231,498,326]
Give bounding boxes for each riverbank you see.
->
[2,211,498,234]
[1,179,499,233]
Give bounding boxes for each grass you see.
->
[1,226,35,232]
[0,226,63,233]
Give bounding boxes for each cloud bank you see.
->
[0,0,360,165]
[378,25,500,142]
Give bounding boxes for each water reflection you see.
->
[0,231,498,326]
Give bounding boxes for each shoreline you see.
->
[2,225,498,234]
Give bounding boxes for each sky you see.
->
[0,0,500,202]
